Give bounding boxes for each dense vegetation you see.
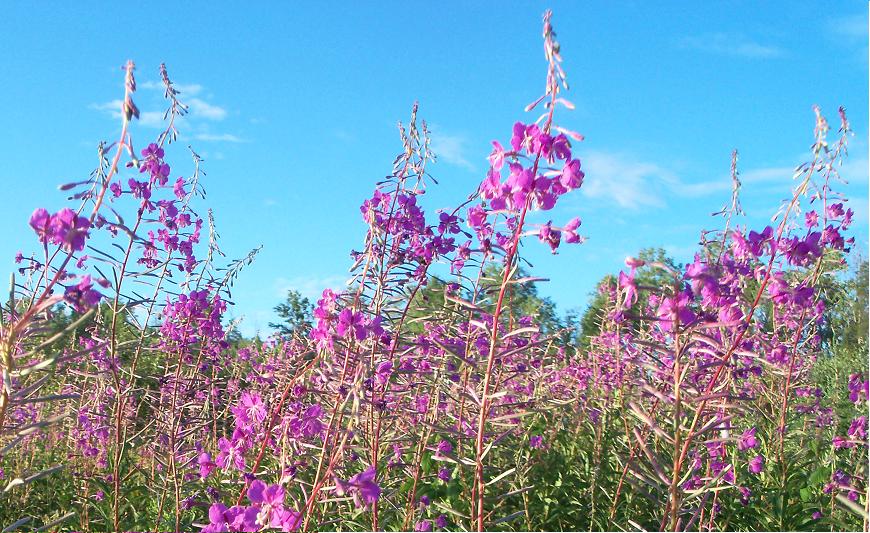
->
[0,12,867,532]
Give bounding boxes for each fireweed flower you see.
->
[748,455,764,474]
[847,416,866,440]
[539,222,561,254]
[435,439,452,457]
[216,432,248,472]
[559,159,584,190]
[488,140,506,170]
[63,275,102,312]
[848,373,868,404]
[198,452,217,479]
[29,208,52,244]
[335,465,381,508]
[737,427,758,451]
[232,392,268,431]
[833,435,852,449]
[247,480,300,530]
[739,486,752,505]
[204,503,259,533]
[563,217,581,243]
[29,207,91,252]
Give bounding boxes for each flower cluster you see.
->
[204,480,301,532]
[29,207,90,252]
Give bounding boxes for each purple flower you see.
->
[204,503,258,533]
[232,392,267,430]
[737,427,757,451]
[198,452,217,479]
[748,455,764,474]
[415,520,432,531]
[63,275,103,312]
[29,207,90,252]
[216,435,247,472]
[833,435,852,449]
[336,308,368,341]
[488,141,506,170]
[655,290,696,332]
[848,373,867,404]
[435,514,448,528]
[530,435,544,449]
[559,159,583,190]
[248,480,288,529]
[29,208,52,243]
[848,416,866,440]
[539,222,561,254]
[510,122,527,152]
[438,466,451,482]
[563,217,582,244]
[435,439,452,457]
[337,466,381,508]
[52,208,91,252]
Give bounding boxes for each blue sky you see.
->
[1,2,867,336]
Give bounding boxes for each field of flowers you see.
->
[0,11,867,533]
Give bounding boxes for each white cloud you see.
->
[664,242,701,260]
[740,166,794,184]
[273,275,348,301]
[139,111,166,128]
[193,133,247,143]
[579,151,672,209]
[89,99,123,115]
[680,33,783,59]
[172,83,204,96]
[827,14,868,41]
[575,152,810,211]
[188,98,227,120]
[90,100,165,128]
[838,155,869,184]
[430,128,475,171]
[139,80,204,96]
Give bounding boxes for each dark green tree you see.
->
[270,289,314,336]
[577,247,682,348]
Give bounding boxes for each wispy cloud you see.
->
[430,128,475,171]
[827,14,868,41]
[576,151,803,211]
[740,166,794,184]
[273,275,348,301]
[193,133,247,143]
[579,151,673,209]
[664,242,701,260]
[139,80,204,96]
[188,98,227,120]
[333,129,356,142]
[680,33,784,59]
[91,77,243,142]
[89,100,123,114]
[89,99,164,128]
[839,154,869,183]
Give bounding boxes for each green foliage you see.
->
[269,289,314,336]
[577,247,682,348]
